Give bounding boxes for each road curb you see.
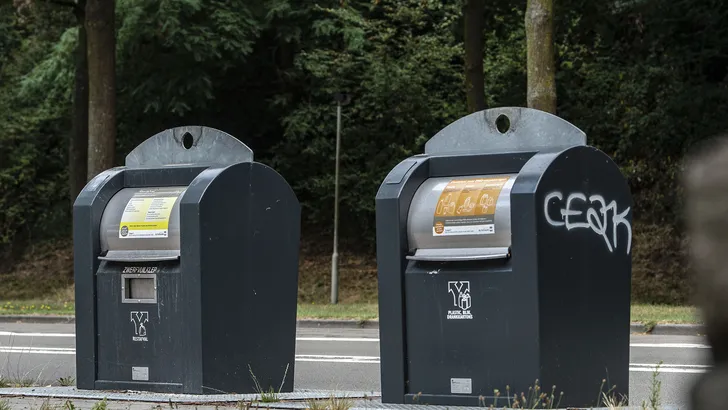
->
[648,323,706,336]
[0,315,704,335]
[296,319,379,329]
[629,322,705,335]
[0,315,75,324]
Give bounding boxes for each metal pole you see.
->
[331,102,342,305]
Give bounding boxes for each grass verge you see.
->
[0,299,699,324]
[0,301,73,316]
[297,303,378,320]
[630,304,700,324]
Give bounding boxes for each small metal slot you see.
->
[121,274,157,304]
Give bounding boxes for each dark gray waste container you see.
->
[375,107,632,408]
[73,126,300,394]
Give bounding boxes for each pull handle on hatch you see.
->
[98,250,180,263]
[406,247,511,262]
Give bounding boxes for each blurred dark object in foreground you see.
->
[684,136,728,410]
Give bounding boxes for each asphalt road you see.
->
[0,322,711,408]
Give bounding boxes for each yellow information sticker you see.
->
[433,176,510,236]
[119,189,184,239]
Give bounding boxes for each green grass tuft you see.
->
[641,361,663,410]
[247,363,290,403]
[35,398,61,410]
[305,395,354,410]
[57,376,75,387]
[474,381,564,409]
[90,398,107,410]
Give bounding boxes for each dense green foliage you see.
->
[1,2,74,256]
[271,1,468,243]
[1,0,727,302]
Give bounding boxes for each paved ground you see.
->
[0,322,711,408]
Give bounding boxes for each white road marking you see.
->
[630,342,710,349]
[0,347,380,363]
[0,331,75,338]
[0,332,713,350]
[0,331,713,370]
[629,368,705,374]
[0,346,711,372]
[297,337,378,342]
[629,362,710,374]
[0,332,378,342]
[296,355,380,364]
[631,363,711,368]
[0,332,381,343]
[0,346,76,355]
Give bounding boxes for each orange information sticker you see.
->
[433,176,510,236]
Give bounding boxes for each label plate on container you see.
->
[433,177,509,236]
[119,188,186,239]
[132,366,149,381]
[450,377,472,394]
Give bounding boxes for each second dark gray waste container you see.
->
[375,107,633,408]
[73,126,300,394]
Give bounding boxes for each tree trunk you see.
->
[85,0,116,180]
[463,0,486,113]
[525,0,557,114]
[69,0,88,205]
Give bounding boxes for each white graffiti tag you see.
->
[543,191,632,254]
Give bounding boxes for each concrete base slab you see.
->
[0,386,378,405]
[0,387,685,410]
[362,405,681,410]
[0,396,380,410]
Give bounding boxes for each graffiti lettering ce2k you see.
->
[543,191,632,255]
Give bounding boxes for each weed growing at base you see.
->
[602,392,629,409]
[596,378,628,408]
[28,399,80,410]
[90,398,107,410]
[57,376,75,387]
[462,380,564,408]
[407,371,663,409]
[30,398,70,410]
[248,363,290,403]
[305,395,354,410]
[9,378,34,388]
[641,361,663,410]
